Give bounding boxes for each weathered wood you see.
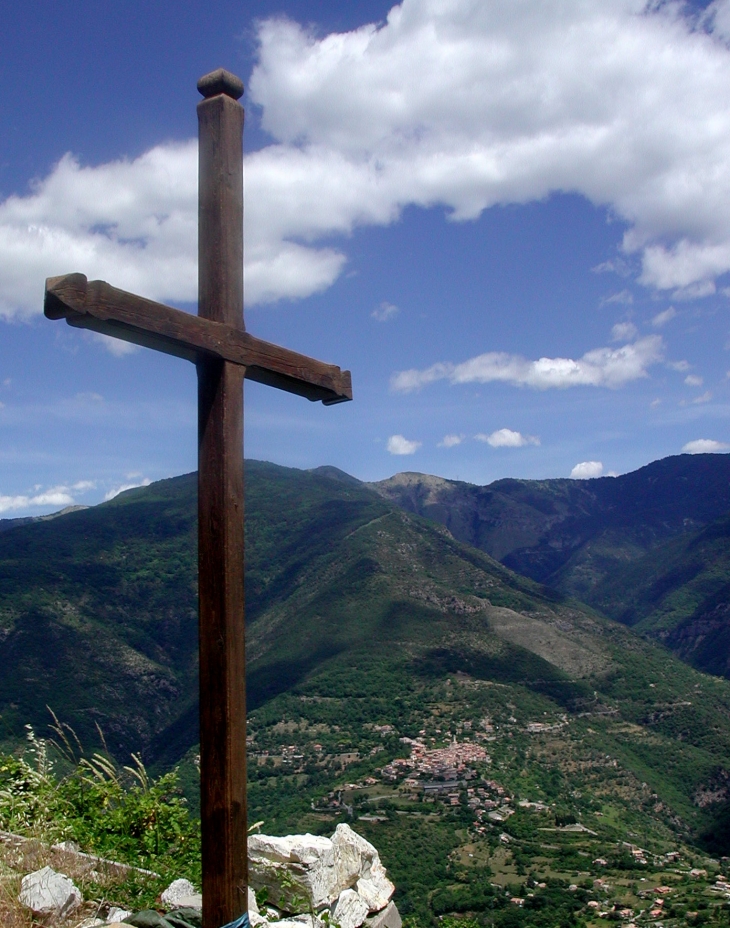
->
[198,359,247,928]
[43,67,352,928]
[197,77,248,928]
[44,274,352,405]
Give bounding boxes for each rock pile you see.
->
[17,824,400,928]
[248,824,400,928]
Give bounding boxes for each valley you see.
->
[2,456,730,924]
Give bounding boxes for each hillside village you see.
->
[244,692,730,925]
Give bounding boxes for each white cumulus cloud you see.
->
[438,433,463,448]
[104,477,152,501]
[0,484,79,514]
[0,141,349,318]
[6,2,730,316]
[475,429,540,448]
[386,434,422,455]
[0,145,198,319]
[570,461,604,479]
[391,335,663,393]
[682,438,730,454]
[248,1,730,295]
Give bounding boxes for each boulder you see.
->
[332,825,395,913]
[248,886,265,926]
[332,888,370,928]
[291,916,325,928]
[356,875,394,915]
[161,878,198,909]
[366,902,402,928]
[248,825,394,916]
[19,866,83,919]
[248,832,341,911]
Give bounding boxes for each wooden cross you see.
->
[43,69,352,928]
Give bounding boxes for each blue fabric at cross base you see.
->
[122,908,250,928]
[220,911,250,928]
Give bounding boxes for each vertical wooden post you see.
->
[197,69,247,928]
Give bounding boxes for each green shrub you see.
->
[0,725,201,885]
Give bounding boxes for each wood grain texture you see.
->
[44,274,352,405]
[198,358,247,928]
[197,85,248,928]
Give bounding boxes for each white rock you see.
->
[250,833,333,866]
[77,920,106,928]
[249,885,260,914]
[268,918,325,928]
[176,893,203,909]
[366,902,402,928]
[55,840,81,853]
[332,825,394,913]
[107,908,132,923]
[355,872,395,914]
[18,866,83,918]
[250,913,269,928]
[248,826,394,915]
[332,888,370,928]
[292,916,326,928]
[249,833,339,911]
[161,878,198,909]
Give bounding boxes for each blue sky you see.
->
[3,0,730,515]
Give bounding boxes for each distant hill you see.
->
[6,460,730,919]
[371,454,730,674]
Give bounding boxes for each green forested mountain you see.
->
[586,510,730,674]
[372,454,730,675]
[4,461,730,923]
[371,453,730,590]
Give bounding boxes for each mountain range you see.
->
[3,455,730,921]
[371,453,730,677]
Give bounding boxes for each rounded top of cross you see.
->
[197,69,244,100]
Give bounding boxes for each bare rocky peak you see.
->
[368,471,465,504]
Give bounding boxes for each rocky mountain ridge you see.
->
[369,453,730,675]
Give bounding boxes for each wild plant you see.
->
[0,713,201,887]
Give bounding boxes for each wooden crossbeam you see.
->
[45,273,352,405]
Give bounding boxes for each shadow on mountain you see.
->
[699,800,730,856]
[146,643,346,771]
[413,644,591,710]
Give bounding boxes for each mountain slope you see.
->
[370,454,730,593]
[7,463,730,921]
[371,454,730,672]
[583,510,730,674]
[2,463,730,832]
